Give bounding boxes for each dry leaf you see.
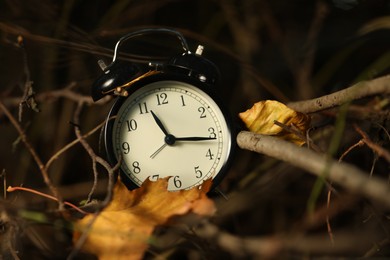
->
[239,100,310,146]
[73,177,215,260]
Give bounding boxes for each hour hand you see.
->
[175,136,216,141]
[151,110,169,136]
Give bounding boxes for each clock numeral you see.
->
[198,107,206,118]
[208,127,216,138]
[156,93,168,105]
[180,95,186,106]
[132,161,141,174]
[206,149,214,160]
[138,102,149,114]
[121,142,130,154]
[149,174,159,181]
[126,119,137,131]
[173,176,182,188]
[194,166,203,178]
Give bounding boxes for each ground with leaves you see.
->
[0,0,390,259]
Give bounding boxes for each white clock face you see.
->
[111,80,232,191]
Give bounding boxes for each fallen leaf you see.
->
[73,177,215,260]
[239,100,310,146]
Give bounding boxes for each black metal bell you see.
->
[91,61,141,101]
[166,48,220,85]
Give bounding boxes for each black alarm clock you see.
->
[91,28,235,191]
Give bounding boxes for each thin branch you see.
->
[0,100,64,210]
[17,35,40,122]
[287,75,390,113]
[7,186,88,215]
[195,220,378,258]
[73,104,119,194]
[354,125,390,163]
[237,131,390,207]
[363,237,390,257]
[295,0,328,100]
[0,22,113,61]
[300,193,357,230]
[1,83,111,108]
[273,120,322,153]
[44,119,107,171]
[67,101,118,259]
[325,188,335,245]
[1,169,7,199]
[338,139,365,162]
[73,101,116,205]
[374,122,390,141]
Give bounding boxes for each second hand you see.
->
[150,143,168,159]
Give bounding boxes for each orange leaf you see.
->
[239,100,310,146]
[73,177,215,260]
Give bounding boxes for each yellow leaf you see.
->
[239,100,310,146]
[73,178,215,260]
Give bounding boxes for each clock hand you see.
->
[175,136,216,141]
[149,111,177,158]
[150,136,215,158]
[150,110,169,136]
[150,143,168,159]
[149,110,215,158]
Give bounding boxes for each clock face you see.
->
[107,79,233,191]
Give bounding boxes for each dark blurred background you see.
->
[0,0,389,258]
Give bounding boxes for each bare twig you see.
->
[17,35,39,122]
[375,122,390,141]
[326,138,365,244]
[7,186,88,215]
[363,237,390,257]
[73,102,116,205]
[0,100,64,210]
[237,131,390,207]
[295,0,328,100]
[273,120,306,141]
[44,119,108,171]
[354,125,390,163]
[325,188,335,245]
[0,22,112,61]
[1,169,6,199]
[300,193,357,230]
[338,139,365,162]
[273,120,322,152]
[1,83,111,108]
[287,75,390,113]
[67,101,118,259]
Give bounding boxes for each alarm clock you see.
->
[91,28,235,191]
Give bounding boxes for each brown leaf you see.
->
[73,177,215,260]
[239,100,310,146]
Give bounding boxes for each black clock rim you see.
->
[104,72,236,191]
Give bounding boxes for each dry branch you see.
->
[195,220,378,258]
[67,102,118,259]
[354,124,390,163]
[0,100,64,210]
[287,75,390,113]
[72,102,116,205]
[1,83,110,108]
[237,131,390,207]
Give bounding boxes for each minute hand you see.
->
[175,136,216,141]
